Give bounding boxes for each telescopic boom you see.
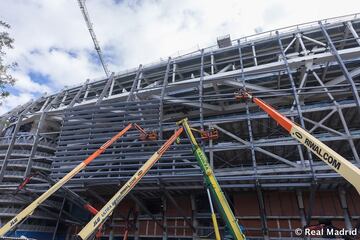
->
[76,127,184,240]
[178,118,246,240]
[236,91,360,194]
[0,124,132,237]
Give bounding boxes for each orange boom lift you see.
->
[236,90,360,195]
[76,127,183,240]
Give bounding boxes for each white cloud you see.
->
[11,71,51,94]
[17,48,103,88]
[0,0,359,113]
[0,92,34,115]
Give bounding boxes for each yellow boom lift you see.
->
[0,124,133,237]
[235,90,360,195]
[75,127,184,240]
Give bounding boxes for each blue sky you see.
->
[0,0,359,114]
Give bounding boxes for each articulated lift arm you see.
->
[17,171,99,216]
[17,171,103,238]
[76,127,184,240]
[0,124,133,237]
[178,118,246,240]
[236,91,360,194]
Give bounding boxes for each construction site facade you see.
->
[0,14,360,239]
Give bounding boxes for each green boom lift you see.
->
[178,118,246,240]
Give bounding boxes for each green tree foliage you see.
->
[0,20,16,104]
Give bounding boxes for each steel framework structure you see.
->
[1,14,360,239]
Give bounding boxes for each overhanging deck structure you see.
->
[1,14,360,239]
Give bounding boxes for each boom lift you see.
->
[17,171,98,216]
[133,123,158,141]
[177,118,246,240]
[189,126,219,141]
[0,124,133,237]
[16,171,103,238]
[186,125,221,239]
[235,90,360,195]
[76,127,184,240]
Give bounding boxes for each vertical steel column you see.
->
[65,225,72,240]
[172,61,177,83]
[164,191,196,233]
[238,40,258,176]
[346,21,360,46]
[209,124,214,167]
[108,215,114,240]
[0,102,34,182]
[211,53,215,75]
[84,80,90,100]
[190,194,198,238]
[96,72,115,105]
[276,32,307,130]
[24,92,62,178]
[161,195,167,240]
[109,76,115,97]
[339,188,353,230]
[286,32,310,167]
[129,194,164,230]
[23,112,47,178]
[251,42,258,66]
[68,79,89,108]
[256,183,269,239]
[134,202,140,240]
[296,190,307,227]
[289,67,309,167]
[199,49,205,130]
[40,97,51,112]
[319,21,360,109]
[60,89,68,107]
[127,65,143,102]
[238,41,269,237]
[209,52,215,167]
[159,57,172,140]
[276,32,316,168]
[306,185,317,226]
[52,197,66,240]
[277,31,317,226]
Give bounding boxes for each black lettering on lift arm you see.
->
[332,159,341,170]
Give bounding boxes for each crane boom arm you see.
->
[178,118,246,240]
[0,124,132,236]
[76,127,184,240]
[77,0,110,77]
[240,92,360,194]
